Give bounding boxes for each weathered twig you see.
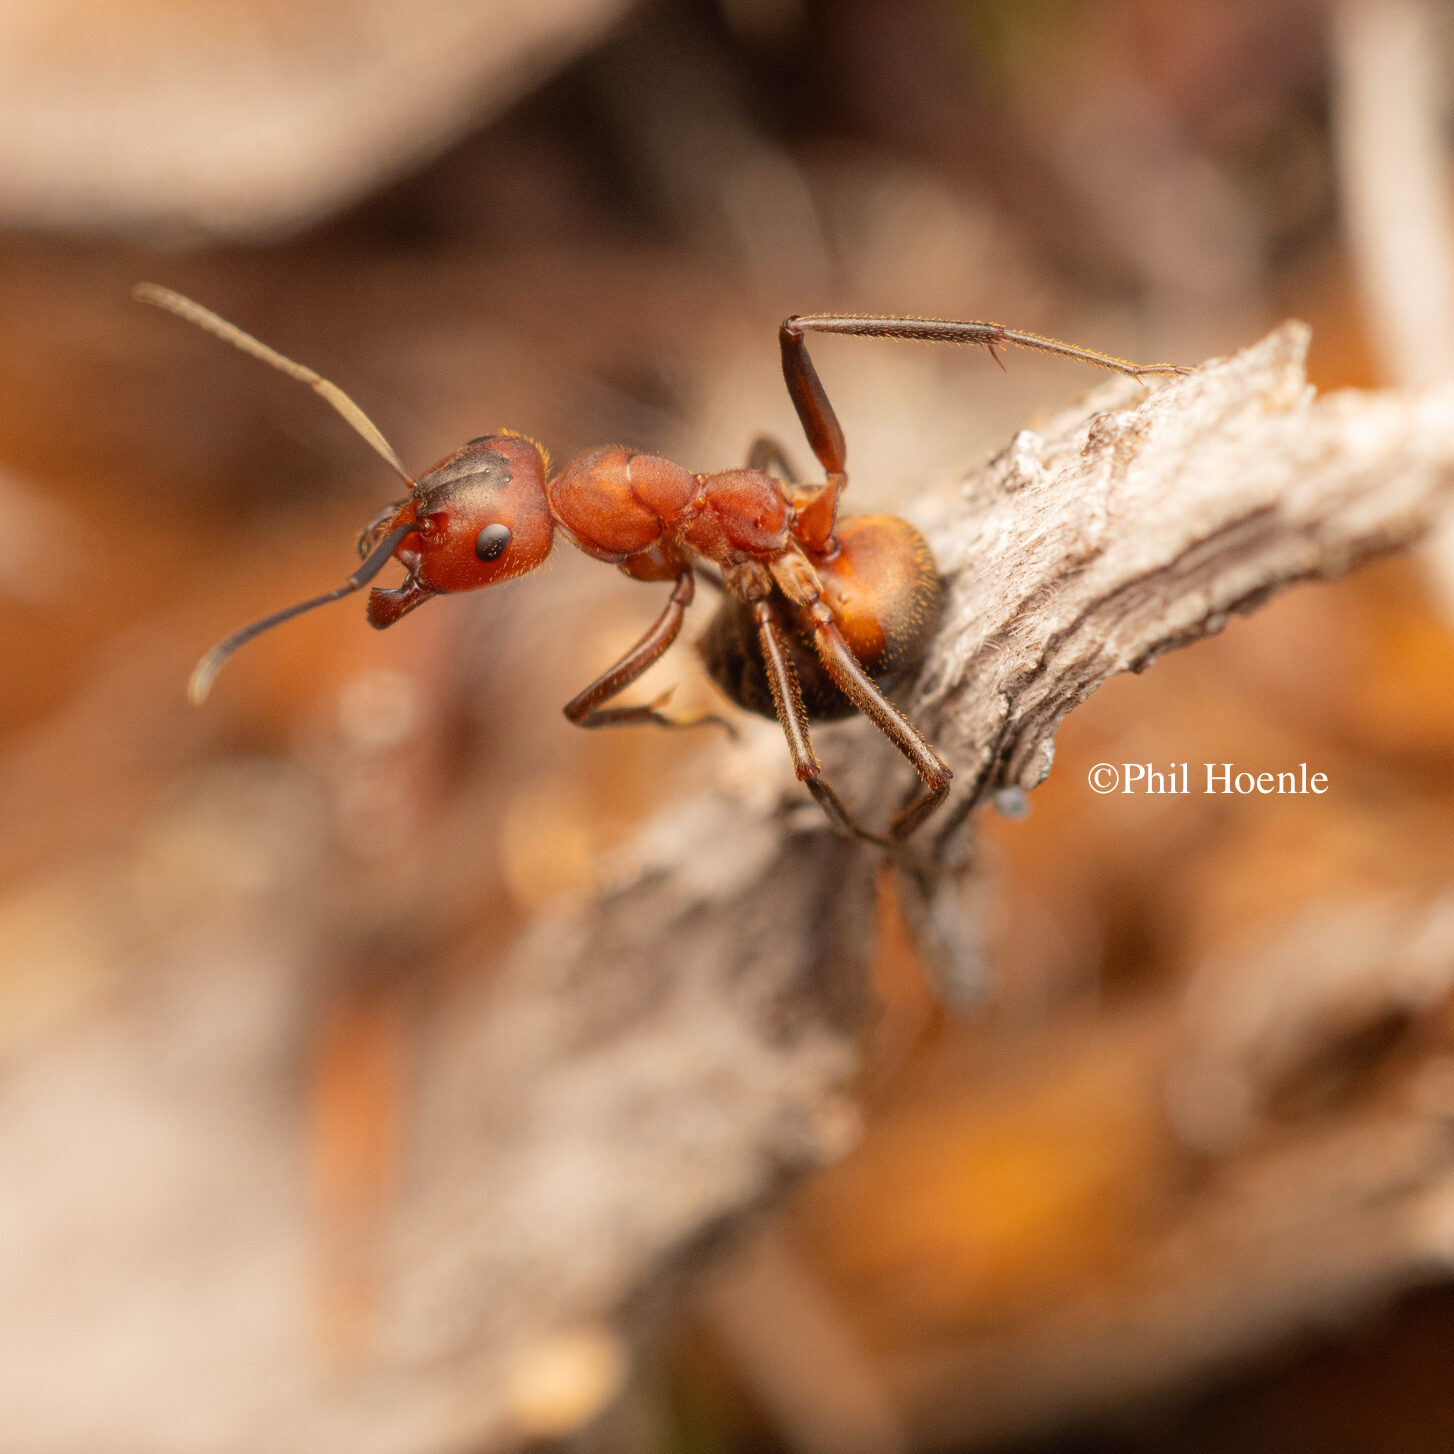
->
[905,321,1452,815]
[41,325,1448,1453]
[320,322,1454,1451]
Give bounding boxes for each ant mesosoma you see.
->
[138,284,1184,846]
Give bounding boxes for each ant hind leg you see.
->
[802,605,953,841]
[776,312,1186,480]
[753,600,897,848]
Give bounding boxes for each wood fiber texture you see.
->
[343,323,1454,1450]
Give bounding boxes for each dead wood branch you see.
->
[326,322,1454,1451]
[21,325,1454,1454]
[905,321,1454,815]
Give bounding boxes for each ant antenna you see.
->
[188,522,417,704]
[134,284,416,488]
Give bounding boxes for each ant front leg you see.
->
[564,569,733,733]
[356,496,412,556]
[752,600,895,848]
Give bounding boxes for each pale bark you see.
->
[10,324,1454,1453]
[355,322,1454,1450]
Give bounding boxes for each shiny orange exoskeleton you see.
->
[139,285,1183,843]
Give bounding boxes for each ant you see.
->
[138,284,1184,846]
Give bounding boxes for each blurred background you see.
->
[4,0,1454,1451]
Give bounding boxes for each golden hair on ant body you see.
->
[139,284,1184,845]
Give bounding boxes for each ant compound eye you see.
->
[475,523,512,561]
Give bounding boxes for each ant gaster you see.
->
[138,284,1184,845]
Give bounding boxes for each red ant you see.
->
[138,284,1183,845]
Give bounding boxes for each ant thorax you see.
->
[547,446,792,573]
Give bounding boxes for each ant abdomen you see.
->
[700,590,848,719]
[699,514,942,721]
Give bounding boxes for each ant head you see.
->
[147,284,562,703]
[368,433,553,627]
[186,432,555,704]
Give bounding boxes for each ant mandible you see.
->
[138,284,1184,845]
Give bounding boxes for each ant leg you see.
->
[778,320,848,476]
[753,601,894,847]
[356,497,411,556]
[776,313,1184,551]
[564,569,733,734]
[802,603,952,840]
[778,312,1186,494]
[745,434,802,483]
[773,323,848,553]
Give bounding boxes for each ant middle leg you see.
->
[564,569,733,733]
